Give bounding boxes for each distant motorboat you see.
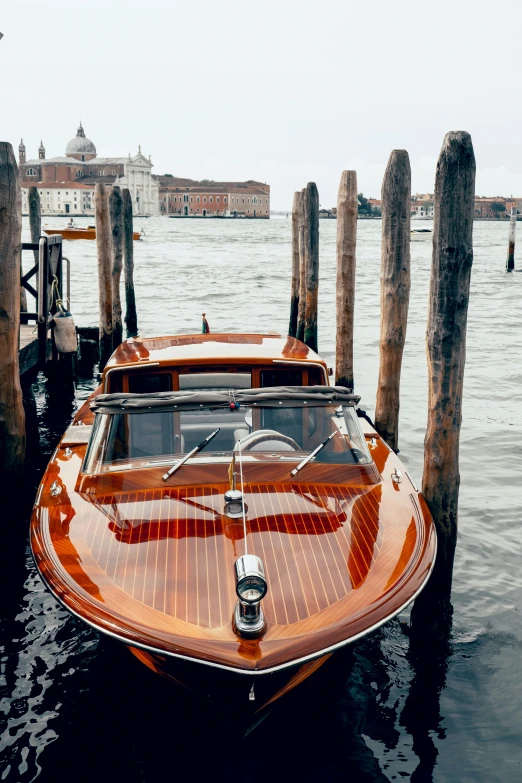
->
[44,225,142,241]
[411,228,433,240]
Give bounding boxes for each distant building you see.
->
[411,193,434,219]
[155,176,270,218]
[19,124,159,216]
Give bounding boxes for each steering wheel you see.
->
[238,429,301,452]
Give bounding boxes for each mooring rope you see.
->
[237,437,248,555]
[51,275,65,314]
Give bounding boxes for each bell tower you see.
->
[19,139,26,165]
[38,141,45,160]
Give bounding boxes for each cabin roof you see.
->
[103,333,326,373]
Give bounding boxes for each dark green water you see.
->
[1,217,521,781]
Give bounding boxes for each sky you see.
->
[1,0,521,210]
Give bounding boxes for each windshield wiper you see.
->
[290,430,338,477]
[162,428,220,481]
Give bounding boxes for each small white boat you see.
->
[410,228,433,240]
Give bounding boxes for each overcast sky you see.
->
[2,0,520,209]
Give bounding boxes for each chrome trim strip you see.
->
[31,533,437,677]
[405,470,419,492]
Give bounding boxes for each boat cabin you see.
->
[81,332,371,478]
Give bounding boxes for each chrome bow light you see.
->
[224,489,246,519]
[233,554,267,638]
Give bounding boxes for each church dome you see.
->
[66,122,96,158]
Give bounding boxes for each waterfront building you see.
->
[19,124,159,216]
[156,176,270,218]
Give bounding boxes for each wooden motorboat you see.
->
[30,333,436,720]
[44,225,141,241]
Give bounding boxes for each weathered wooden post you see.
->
[296,189,306,342]
[303,182,319,353]
[288,191,301,338]
[27,186,42,311]
[95,183,113,369]
[506,206,516,272]
[411,131,476,634]
[335,170,358,390]
[374,151,411,450]
[122,188,138,338]
[0,142,26,482]
[109,185,124,349]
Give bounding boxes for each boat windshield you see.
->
[83,403,372,474]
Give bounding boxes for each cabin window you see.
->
[82,401,372,475]
[128,373,172,394]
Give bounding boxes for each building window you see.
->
[26,168,37,176]
[197,196,200,202]
[210,197,213,203]
[224,197,227,203]
[76,170,82,177]
[99,170,105,176]
[184,195,188,202]
[190,196,193,202]
[203,197,206,203]
[66,191,68,195]
[89,170,93,175]
[112,170,116,175]
[217,197,220,203]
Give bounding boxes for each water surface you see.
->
[1,216,521,781]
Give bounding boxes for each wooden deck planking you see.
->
[19,324,40,376]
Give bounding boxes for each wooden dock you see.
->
[19,325,40,377]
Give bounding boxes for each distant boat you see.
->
[411,228,433,240]
[44,225,141,241]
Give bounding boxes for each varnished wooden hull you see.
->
[29,333,437,714]
[44,228,141,241]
